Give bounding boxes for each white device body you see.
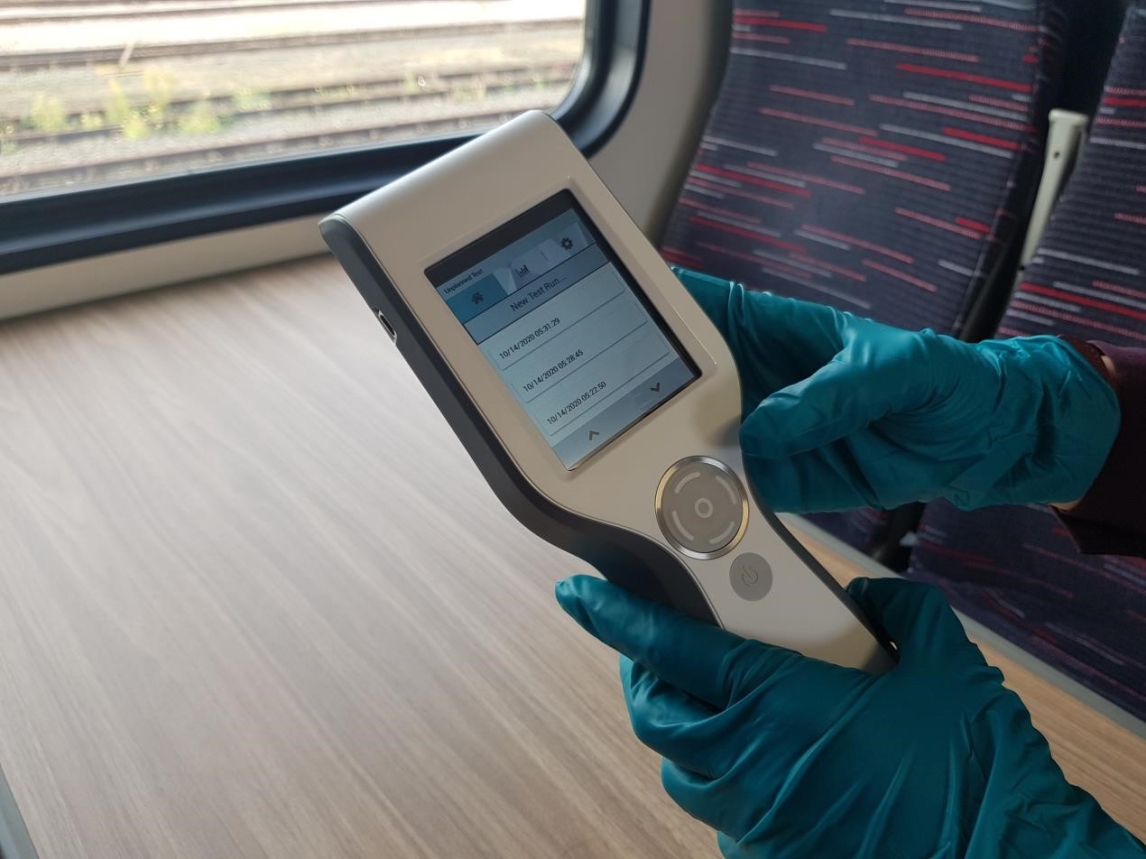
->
[322,111,893,673]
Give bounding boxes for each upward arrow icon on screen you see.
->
[650,383,661,393]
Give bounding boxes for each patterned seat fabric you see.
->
[659,0,1068,553]
[908,5,1146,721]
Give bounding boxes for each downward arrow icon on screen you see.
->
[650,383,661,393]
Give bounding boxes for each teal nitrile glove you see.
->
[672,267,1121,514]
[556,575,1145,858]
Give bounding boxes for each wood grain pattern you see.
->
[0,256,1139,859]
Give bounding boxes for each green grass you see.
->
[28,94,69,132]
[104,80,134,127]
[231,88,271,113]
[120,113,151,140]
[178,101,221,135]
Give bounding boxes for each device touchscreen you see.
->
[426,191,698,469]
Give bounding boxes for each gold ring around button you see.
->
[655,456,749,560]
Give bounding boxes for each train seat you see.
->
[907,4,1146,721]
[658,0,1072,555]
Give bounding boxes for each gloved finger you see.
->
[743,448,877,514]
[716,831,742,857]
[846,578,981,668]
[673,267,842,402]
[741,357,898,459]
[555,576,792,709]
[672,266,738,339]
[659,759,720,831]
[661,760,755,842]
[621,658,726,779]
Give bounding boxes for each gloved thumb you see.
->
[846,578,979,668]
[741,358,886,457]
[555,575,788,709]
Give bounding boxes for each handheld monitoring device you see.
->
[322,111,894,672]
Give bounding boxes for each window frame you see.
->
[0,0,649,277]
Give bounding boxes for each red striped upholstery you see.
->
[908,6,1146,721]
[660,1,1069,554]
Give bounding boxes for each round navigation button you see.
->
[729,553,773,602]
[656,458,748,559]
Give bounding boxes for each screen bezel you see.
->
[425,190,700,470]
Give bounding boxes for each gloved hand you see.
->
[556,575,1145,859]
[673,267,1121,513]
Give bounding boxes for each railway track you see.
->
[1,62,576,145]
[0,0,474,25]
[2,18,583,71]
[0,106,524,195]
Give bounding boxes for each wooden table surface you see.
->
[0,257,1140,859]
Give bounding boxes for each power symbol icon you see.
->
[730,554,772,602]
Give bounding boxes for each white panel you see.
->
[0,216,324,320]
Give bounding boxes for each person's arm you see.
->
[1055,339,1146,556]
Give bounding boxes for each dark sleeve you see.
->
[1056,338,1146,557]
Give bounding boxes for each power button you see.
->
[730,553,773,602]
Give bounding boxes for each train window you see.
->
[0,0,645,277]
[1,0,587,198]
